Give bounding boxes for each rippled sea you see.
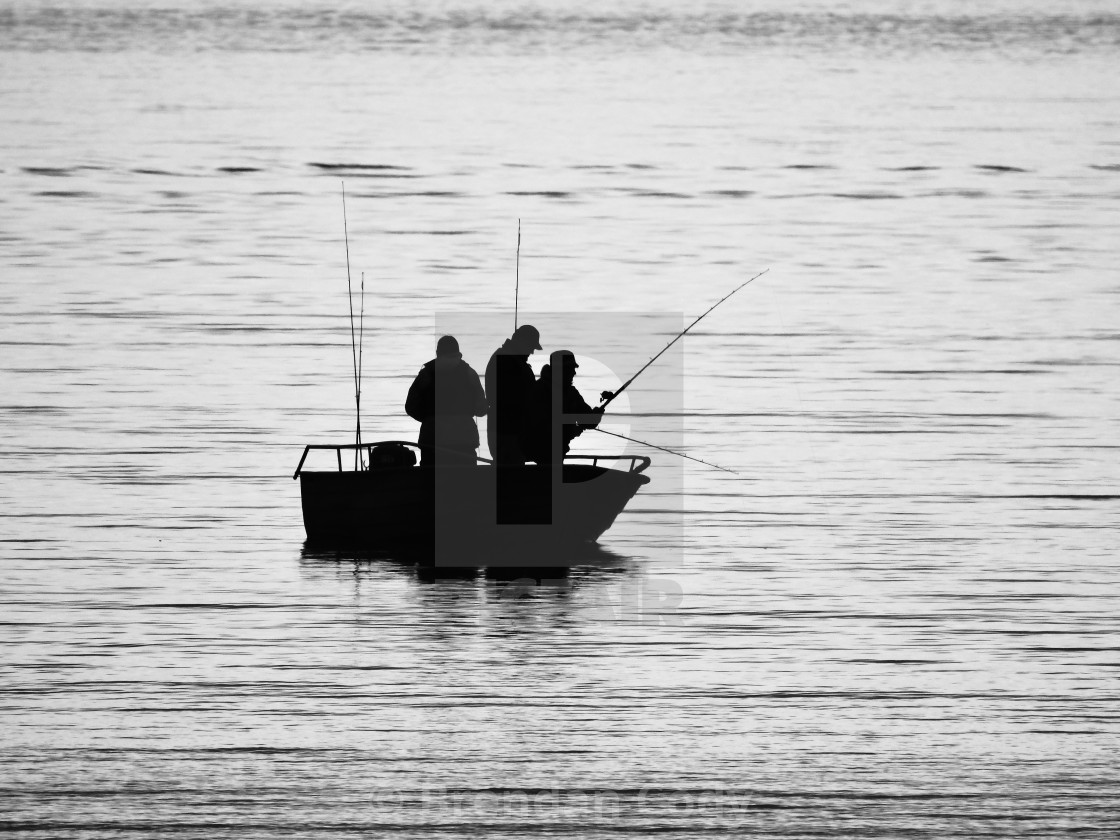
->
[2,0,1119,836]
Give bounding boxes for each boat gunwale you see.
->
[293,440,651,479]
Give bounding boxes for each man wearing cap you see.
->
[484,324,541,466]
[521,350,611,467]
[406,335,488,467]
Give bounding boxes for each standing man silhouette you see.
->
[406,335,488,467]
[484,324,541,466]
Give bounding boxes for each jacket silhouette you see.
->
[521,350,604,466]
[406,336,488,467]
[485,324,541,466]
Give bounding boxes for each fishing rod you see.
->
[600,268,769,411]
[514,219,521,330]
[357,272,365,470]
[592,427,737,474]
[341,182,362,467]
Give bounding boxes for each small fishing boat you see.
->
[292,441,651,562]
[296,195,756,563]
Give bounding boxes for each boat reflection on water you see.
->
[299,539,633,582]
[298,541,643,633]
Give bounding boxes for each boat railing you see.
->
[565,454,651,474]
[294,442,650,479]
[293,441,431,479]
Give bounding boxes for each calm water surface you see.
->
[1,1,1118,836]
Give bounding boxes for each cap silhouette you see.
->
[513,324,542,350]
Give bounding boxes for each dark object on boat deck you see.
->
[368,442,417,468]
[292,440,650,565]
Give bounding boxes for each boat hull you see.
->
[299,463,649,562]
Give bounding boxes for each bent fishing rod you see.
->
[600,268,769,411]
[592,427,737,474]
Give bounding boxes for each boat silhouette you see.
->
[293,441,651,564]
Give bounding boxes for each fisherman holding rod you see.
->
[514,270,766,472]
[521,350,613,467]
